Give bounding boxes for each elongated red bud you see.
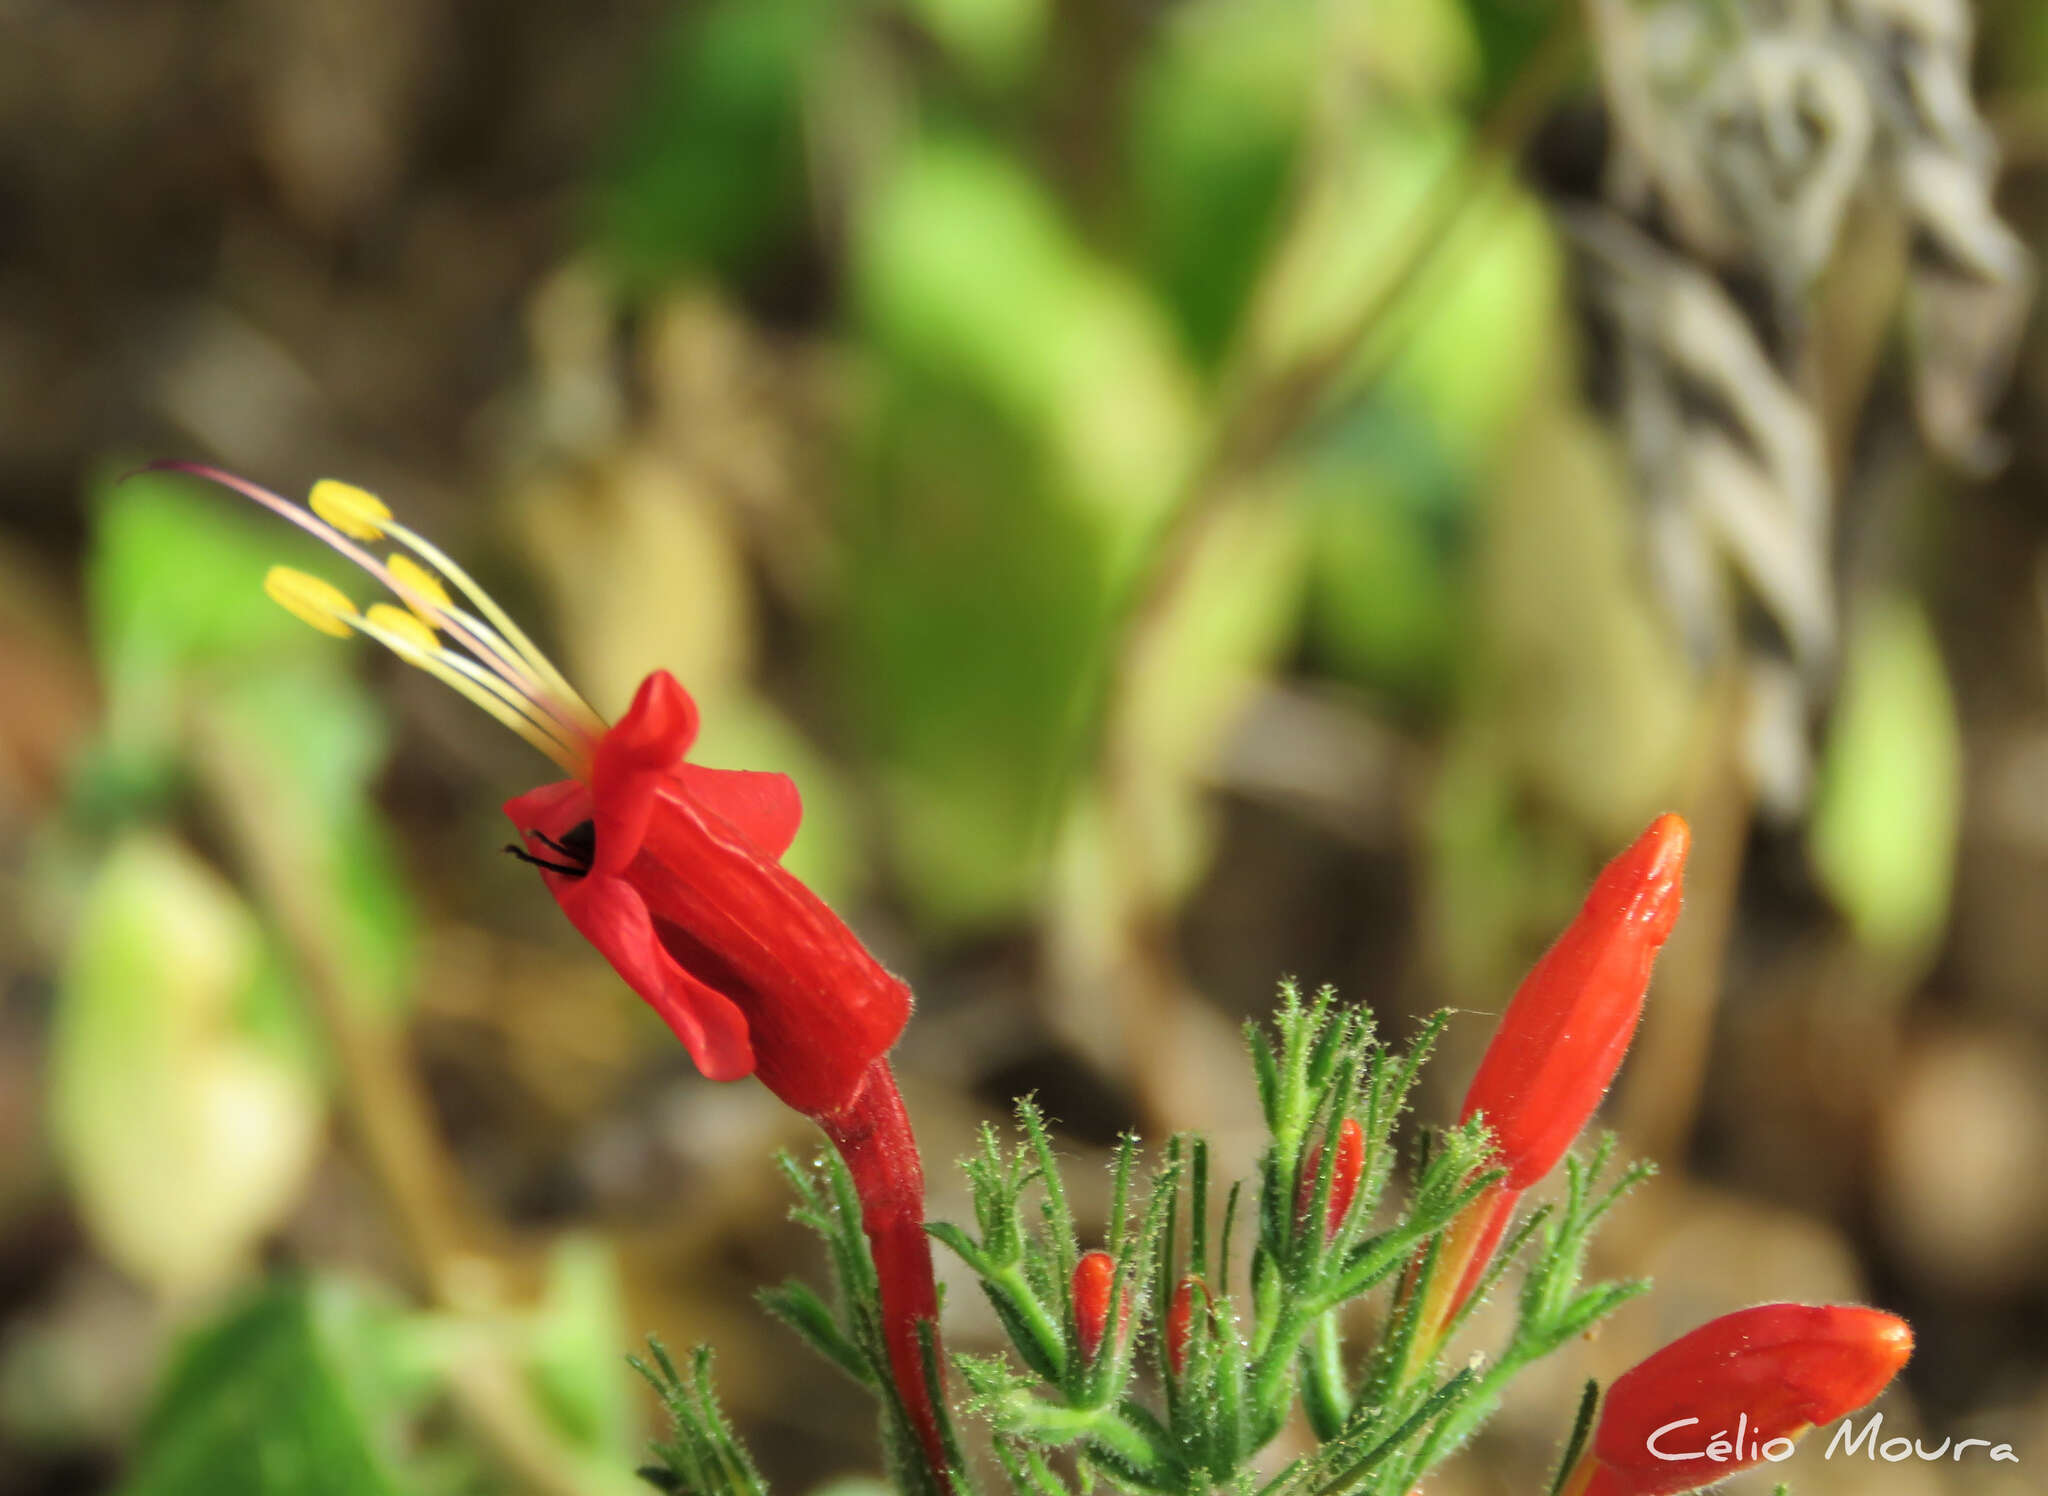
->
[1406,817,1692,1371]
[1564,1303,1912,1496]
[1459,813,1689,1191]
[1166,1275,1207,1378]
[1072,1250,1121,1362]
[1295,1118,1367,1241]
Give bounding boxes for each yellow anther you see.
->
[365,603,440,655]
[386,553,453,617]
[309,479,392,540]
[264,566,358,638]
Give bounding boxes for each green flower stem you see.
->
[1249,1301,1311,1426]
[1303,1313,1351,1439]
[1385,1352,1524,1491]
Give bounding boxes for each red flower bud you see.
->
[1295,1118,1367,1241]
[1458,813,1688,1189]
[1409,816,1690,1358]
[1166,1275,1208,1378]
[1072,1250,1132,1362]
[1566,1303,1912,1496]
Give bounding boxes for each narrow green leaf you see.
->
[1548,1380,1602,1496]
[759,1282,872,1387]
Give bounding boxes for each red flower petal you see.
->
[625,781,908,1114]
[505,776,760,1082]
[504,777,590,835]
[590,670,700,876]
[554,872,754,1082]
[675,763,803,860]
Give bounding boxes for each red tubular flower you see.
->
[1072,1250,1131,1363]
[1560,1303,1913,1496]
[503,670,909,1116]
[174,467,947,1481]
[1294,1118,1366,1242]
[1410,815,1689,1357]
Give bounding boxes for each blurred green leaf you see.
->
[1370,0,1486,98]
[593,0,831,292]
[846,137,1201,926]
[1461,0,1561,105]
[50,834,325,1296]
[89,469,339,682]
[1250,111,1463,373]
[1129,2,1311,365]
[1302,397,1469,707]
[845,369,1105,926]
[1810,593,1962,959]
[1255,112,1559,457]
[120,1280,408,1496]
[203,668,418,1018]
[525,1236,637,1462]
[81,465,418,1018]
[84,467,349,797]
[1378,184,1560,454]
[907,0,1047,87]
[855,136,1199,569]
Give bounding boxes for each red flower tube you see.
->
[1412,815,1689,1355]
[1559,1303,1913,1496]
[171,467,948,1480]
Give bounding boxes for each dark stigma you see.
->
[505,818,597,879]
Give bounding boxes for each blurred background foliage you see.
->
[1,0,2046,1492]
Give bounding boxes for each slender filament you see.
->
[151,461,601,775]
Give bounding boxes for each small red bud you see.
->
[1166,1275,1207,1377]
[1296,1117,1367,1241]
[1072,1250,1120,1362]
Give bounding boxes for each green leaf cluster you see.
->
[632,983,1650,1496]
[922,984,1649,1496]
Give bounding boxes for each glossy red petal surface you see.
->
[674,763,803,860]
[552,872,754,1081]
